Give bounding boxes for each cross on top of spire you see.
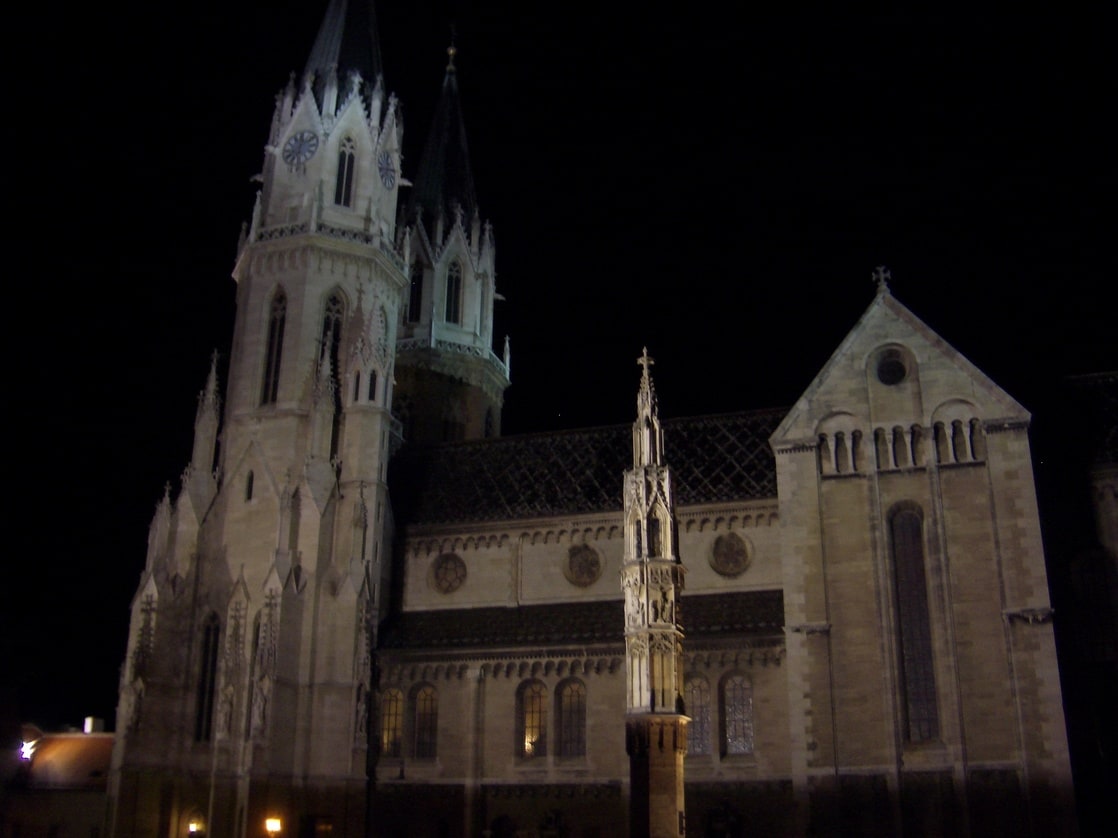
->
[638,346,654,380]
[873,265,891,294]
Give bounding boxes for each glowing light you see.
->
[188,821,202,834]
[20,740,36,760]
[265,817,283,835]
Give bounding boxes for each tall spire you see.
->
[303,0,384,107]
[407,41,479,227]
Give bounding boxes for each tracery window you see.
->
[556,679,586,758]
[380,688,403,758]
[413,684,438,759]
[685,676,711,755]
[721,674,754,755]
[335,137,356,207]
[194,613,221,742]
[890,505,939,742]
[517,680,548,759]
[260,290,286,405]
[445,260,462,324]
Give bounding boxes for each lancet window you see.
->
[408,263,424,323]
[445,260,462,324]
[556,679,586,758]
[412,684,438,759]
[890,505,939,742]
[517,680,548,759]
[685,676,712,755]
[260,290,286,405]
[380,688,404,758]
[720,674,754,755]
[194,613,221,742]
[335,137,356,207]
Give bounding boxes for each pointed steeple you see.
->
[407,42,479,228]
[303,0,384,109]
[634,347,664,468]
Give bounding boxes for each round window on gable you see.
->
[876,349,908,386]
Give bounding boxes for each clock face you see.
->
[282,131,319,166]
[377,151,396,189]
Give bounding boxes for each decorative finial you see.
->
[637,346,655,381]
[872,265,891,294]
[447,27,457,72]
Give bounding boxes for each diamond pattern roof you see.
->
[378,590,784,652]
[389,409,784,525]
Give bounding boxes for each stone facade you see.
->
[107,4,1075,837]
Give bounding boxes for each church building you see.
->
[107,2,1075,836]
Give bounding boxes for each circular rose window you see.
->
[431,553,467,594]
[710,533,751,577]
[565,544,602,587]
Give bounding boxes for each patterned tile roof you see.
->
[389,409,785,525]
[378,590,784,652]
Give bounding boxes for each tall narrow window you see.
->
[368,370,378,403]
[353,371,362,403]
[335,137,356,207]
[721,674,754,755]
[194,614,221,742]
[557,679,586,757]
[685,677,711,755]
[380,688,403,758]
[445,261,462,324]
[245,471,254,501]
[891,506,939,742]
[321,292,344,458]
[408,263,423,323]
[413,685,438,759]
[260,290,286,405]
[517,680,548,759]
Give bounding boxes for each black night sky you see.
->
[4,0,1112,775]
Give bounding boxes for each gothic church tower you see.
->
[394,45,510,445]
[108,3,437,835]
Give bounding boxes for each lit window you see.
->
[721,674,753,755]
[380,688,403,758]
[556,679,586,758]
[335,137,356,207]
[517,680,548,759]
[685,677,711,755]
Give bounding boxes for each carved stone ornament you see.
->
[431,553,467,594]
[565,544,602,587]
[710,532,752,577]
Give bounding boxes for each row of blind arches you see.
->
[819,419,987,476]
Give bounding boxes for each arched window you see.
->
[194,613,221,742]
[408,263,423,323]
[335,137,356,207]
[445,260,462,324]
[380,688,404,758]
[413,685,438,758]
[720,674,753,755]
[685,677,711,755]
[368,370,378,403]
[517,680,548,759]
[245,471,254,502]
[890,505,939,742]
[556,679,586,758]
[353,371,362,403]
[260,290,286,405]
